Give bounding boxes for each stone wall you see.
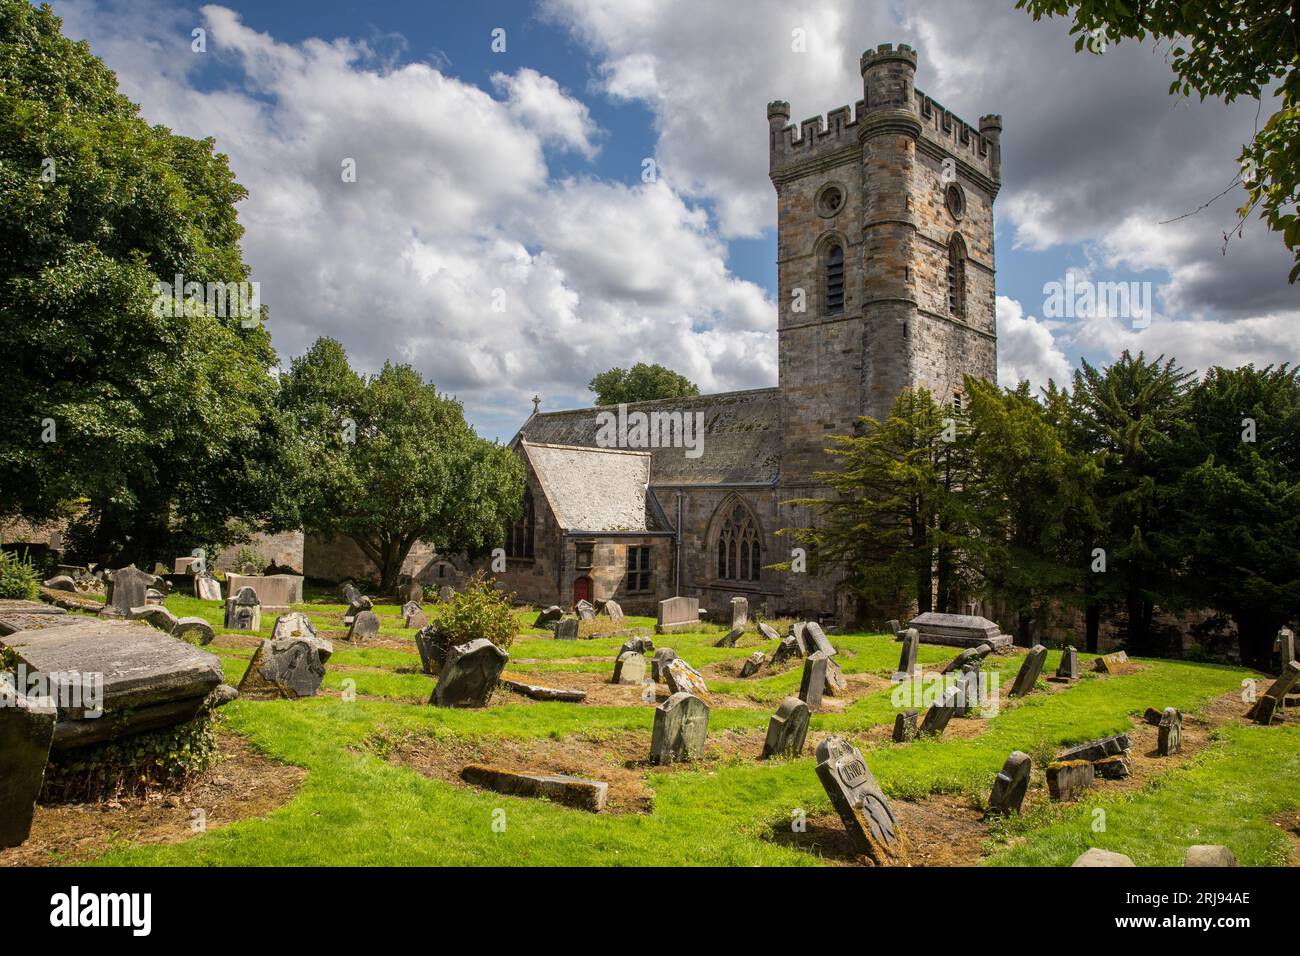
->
[217,530,304,573]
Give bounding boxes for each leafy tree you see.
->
[1017,0,1300,281]
[277,338,524,591]
[1069,351,1194,654]
[0,0,282,564]
[1176,365,1300,670]
[588,363,700,406]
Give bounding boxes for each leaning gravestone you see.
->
[941,643,993,674]
[987,751,1031,815]
[715,627,742,648]
[954,662,981,716]
[238,637,328,700]
[892,709,919,743]
[651,647,677,682]
[576,600,596,621]
[771,636,802,666]
[1009,644,1048,697]
[823,655,848,697]
[1055,645,1080,680]
[1157,707,1182,756]
[886,619,902,638]
[789,622,809,655]
[105,564,158,617]
[1249,660,1300,724]
[739,651,765,678]
[649,692,709,765]
[656,596,699,635]
[758,621,780,642]
[0,685,56,848]
[347,609,380,642]
[893,628,920,682]
[431,638,508,708]
[1095,650,1135,674]
[619,635,655,656]
[193,571,222,602]
[1278,628,1296,674]
[402,601,428,629]
[130,604,180,633]
[554,617,579,641]
[224,586,262,630]
[414,625,441,674]
[761,697,810,758]
[602,600,624,624]
[533,605,563,627]
[803,621,836,657]
[730,596,749,630]
[920,681,962,736]
[814,736,907,865]
[799,652,828,709]
[612,651,646,685]
[664,658,710,703]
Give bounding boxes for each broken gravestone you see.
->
[619,635,655,656]
[431,638,508,708]
[0,685,56,848]
[892,709,919,743]
[761,697,810,759]
[224,586,262,630]
[1249,660,1300,725]
[1058,732,1131,763]
[533,605,563,627]
[814,736,907,865]
[758,621,780,642]
[129,604,180,633]
[460,765,608,812]
[612,651,646,685]
[576,599,596,621]
[714,627,743,648]
[771,636,802,666]
[739,651,765,678]
[650,692,709,764]
[651,647,676,682]
[238,637,329,700]
[1055,645,1080,680]
[1046,760,1095,801]
[941,643,993,674]
[1094,650,1135,674]
[1009,644,1048,697]
[171,617,215,646]
[893,628,920,682]
[664,657,710,703]
[987,751,1031,815]
[554,618,579,641]
[105,565,159,617]
[799,651,828,709]
[1157,707,1182,756]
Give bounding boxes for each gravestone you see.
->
[772,636,801,666]
[1157,707,1182,756]
[1143,706,1163,725]
[941,643,993,674]
[414,626,441,674]
[224,586,262,630]
[739,651,765,678]
[730,596,749,629]
[1055,645,1080,680]
[789,622,809,656]
[602,600,624,624]
[892,709,919,743]
[347,609,380,642]
[44,574,76,592]
[339,581,363,606]
[893,628,920,682]
[823,655,848,696]
[619,635,655,656]
[399,582,423,606]
[886,619,902,638]
[224,573,303,612]
[402,602,428,629]
[1249,660,1300,724]
[664,658,710,703]
[758,622,780,642]
[172,556,200,575]
[172,617,215,646]
[954,662,981,716]
[649,692,709,764]
[612,651,646,685]
[193,571,222,602]
[0,686,56,848]
[1093,754,1131,779]
[1094,650,1135,674]
[715,627,743,648]
[576,599,596,621]
[799,652,828,709]
[554,617,579,641]
[438,585,455,603]
[238,637,328,700]
[460,765,607,813]
[761,697,810,758]
[1046,760,1095,801]
[907,612,1010,650]
[145,587,167,606]
[270,612,331,660]
[803,621,836,657]
[651,647,676,682]
[656,596,699,634]
[533,606,563,627]
[105,564,158,616]
[1073,848,1135,867]
[502,678,586,703]
[1058,732,1131,763]
[814,736,906,865]
[431,638,508,708]
[987,751,1031,815]
[920,682,961,736]
[130,604,180,633]
[1009,644,1048,697]
[1278,628,1296,673]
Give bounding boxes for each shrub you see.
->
[435,572,517,652]
[0,549,41,600]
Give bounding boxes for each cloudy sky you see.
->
[49,0,1298,439]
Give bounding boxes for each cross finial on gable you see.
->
[531,395,541,414]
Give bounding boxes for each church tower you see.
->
[768,43,1001,614]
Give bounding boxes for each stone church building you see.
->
[495,44,1003,625]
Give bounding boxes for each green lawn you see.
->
[83,598,1297,867]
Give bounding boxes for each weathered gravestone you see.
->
[953,662,982,717]
[893,628,920,682]
[886,619,902,638]
[619,635,655,656]
[1278,628,1296,672]
[270,612,329,654]
[762,697,810,758]
[1157,707,1182,756]
[714,627,743,648]
[224,586,262,630]
[789,622,809,655]
[533,605,563,627]
[344,594,373,624]
[602,600,624,624]
[1094,650,1135,674]
[130,604,180,633]
[238,637,329,700]
[554,617,579,641]
[1093,754,1131,779]
[650,692,709,764]
[1054,645,1080,681]
[225,573,303,612]
[803,621,836,657]
[907,612,1010,650]
[575,599,596,621]
[431,638,508,708]
[771,635,802,666]
[730,596,749,629]
[758,621,780,642]
[799,652,828,709]
[413,625,441,674]
[193,571,222,602]
[987,751,1031,815]
[1250,660,1300,725]
[892,709,919,743]
[398,581,423,606]
[43,574,77,592]
[438,585,455,603]
[105,564,159,617]
[1185,845,1238,867]
[171,617,215,646]
[941,643,993,674]
[823,655,848,697]
[502,678,586,703]
[739,651,765,678]
[814,736,907,865]
[145,587,167,606]
[1058,732,1131,763]
[656,596,699,635]
[651,647,676,682]
[0,685,56,848]
[347,609,380,642]
[460,765,608,812]
[664,657,710,703]
[612,651,646,685]
[339,581,363,606]
[1009,644,1048,697]
[919,681,962,736]
[1046,760,1095,801]
[402,601,428,630]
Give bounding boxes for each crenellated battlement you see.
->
[914,90,1001,182]
[769,98,866,170]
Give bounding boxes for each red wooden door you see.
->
[572,576,592,606]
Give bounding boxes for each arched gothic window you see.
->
[715,500,761,582]
[825,243,845,315]
[505,487,534,559]
[947,234,967,318]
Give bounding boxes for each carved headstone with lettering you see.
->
[814,736,906,865]
[224,586,262,630]
[576,599,596,621]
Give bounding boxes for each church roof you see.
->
[517,388,781,485]
[520,441,654,533]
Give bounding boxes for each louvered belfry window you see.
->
[825,243,844,314]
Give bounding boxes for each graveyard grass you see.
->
[80,591,1299,867]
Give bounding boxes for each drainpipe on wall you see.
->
[674,492,683,597]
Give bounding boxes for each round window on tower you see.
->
[816,183,845,218]
[945,182,966,220]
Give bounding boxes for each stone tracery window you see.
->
[715,500,762,582]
